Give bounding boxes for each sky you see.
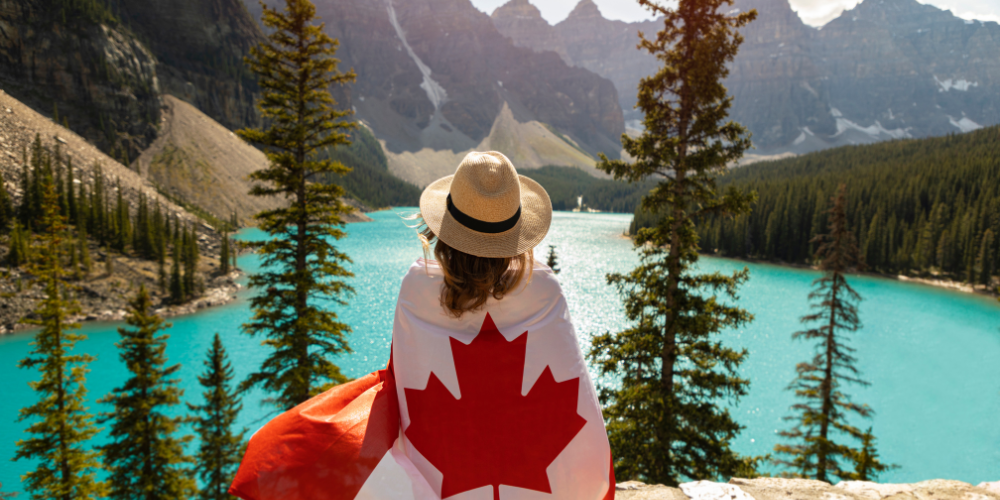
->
[468,0,1000,26]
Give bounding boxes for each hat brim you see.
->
[419,174,552,258]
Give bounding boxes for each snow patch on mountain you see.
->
[385,0,448,111]
[830,108,910,139]
[792,127,816,146]
[948,115,982,133]
[934,75,979,92]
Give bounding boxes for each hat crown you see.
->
[450,152,521,223]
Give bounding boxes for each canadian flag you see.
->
[230,260,615,500]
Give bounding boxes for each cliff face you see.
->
[549,0,660,125]
[490,0,572,65]
[115,0,263,130]
[0,0,161,160]
[242,0,624,185]
[725,0,835,147]
[491,0,1000,155]
[812,0,1000,143]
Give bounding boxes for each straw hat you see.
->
[419,151,552,258]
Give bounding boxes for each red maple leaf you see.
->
[404,313,587,500]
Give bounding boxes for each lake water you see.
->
[1,210,998,492]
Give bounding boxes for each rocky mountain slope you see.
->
[0,89,238,332]
[134,95,279,226]
[134,95,369,224]
[244,0,625,186]
[491,0,1000,156]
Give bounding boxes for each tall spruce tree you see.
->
[237,0,357,410]
[187,334,245,500]
[99,285,195,499]
[587,0,758,484]
[773,184,894,480]
[13,179,105,500]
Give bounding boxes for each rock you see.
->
[836,481,916,499]
[615,482,688,500]
[619,481,649,491]
[680,480,755,500]
[911,480,1000,500]
[730,477,864,500]
[979,483,1000,495]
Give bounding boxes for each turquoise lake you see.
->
[1,210,999,492]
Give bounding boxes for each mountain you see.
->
[244,0,626,187]
[0,0,161,161]
[113,0,264,131]
[0,0,264,162]
[491,0,1000,156]
[133,95,283,225]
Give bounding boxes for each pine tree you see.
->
[773,184,894,480]
[170,234,185,304]
[67,158,77,225]
[975,229,995,287]
[848,428,896,481]
[78,226,92,278]
[545,244,560,274]
[182,226,199,298]
[587,0,758,484]
[0,169,12,232]
[220,231,230,275]
[7,220,30,268]
[99,285,195,500]
[187,334,245,500]
[13,177,105,500]
[237,0,358,410]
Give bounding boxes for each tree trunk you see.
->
[817,272,840,481]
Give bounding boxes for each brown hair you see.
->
[421,228,533,317]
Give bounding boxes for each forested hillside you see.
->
[521,166,655,212]
[322,126,421,208]
[631,128,1000,284]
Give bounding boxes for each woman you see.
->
[230,152,614,500]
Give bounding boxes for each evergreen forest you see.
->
[0,135,207,304]
[321,125,422,208]
[521,166,656,212]
[632,128,1000,286]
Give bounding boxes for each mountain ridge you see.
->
[491,0,1000,156]
[243,0,626,186]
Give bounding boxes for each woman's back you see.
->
[229,151,614,500]
[384,258,614,500]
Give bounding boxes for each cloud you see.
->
[788,0,859,26]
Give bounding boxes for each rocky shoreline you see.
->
[617,478,1000,500]
[704,253,999,300]
[0,269,244,336]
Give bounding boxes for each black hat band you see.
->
[447,194,521,234]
